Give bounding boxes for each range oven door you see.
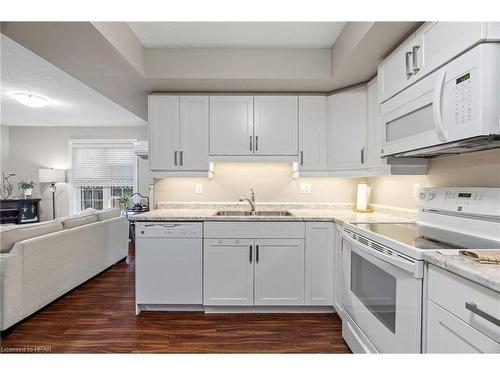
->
[381,43,498,157]
[342,232,423,353]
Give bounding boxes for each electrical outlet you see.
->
[300,183,311,194]
[413,183,421,198]
[195,183,203,194]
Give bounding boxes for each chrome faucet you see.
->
[239,188,256,214]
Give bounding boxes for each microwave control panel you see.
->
[454,72,472,125]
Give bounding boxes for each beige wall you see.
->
[367,148,500,209]
[0,125,10,174]
[154,163,360,205]
[8,126,152,221]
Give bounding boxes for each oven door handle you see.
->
[342,233,423,278]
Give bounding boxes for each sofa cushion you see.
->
[96,208,121,221]
[61,213,97,229]
[0,221,64,253]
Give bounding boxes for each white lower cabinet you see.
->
[425,265,500,353]
[333,224,344,316]
[203,222,328,308]
[305,222,334,305]
[426,300,500,353]
[203,239,254,306]
[254,239,305,305]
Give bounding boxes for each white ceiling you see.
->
[128,22,346,48]
[0,35,146,127]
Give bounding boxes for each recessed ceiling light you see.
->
[12,92,49,108]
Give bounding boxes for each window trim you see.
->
[68,139,138,215]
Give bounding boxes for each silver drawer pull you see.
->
[465,302,500,327]
[405,51,413,79]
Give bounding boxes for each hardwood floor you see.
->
[0,244,350,353]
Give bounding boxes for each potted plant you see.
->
[18,180,36,199]
[118,195,130,210]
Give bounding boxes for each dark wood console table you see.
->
[0,199,41,225]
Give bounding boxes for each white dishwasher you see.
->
[135,222,203,314]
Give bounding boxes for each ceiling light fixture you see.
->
[12,92,49,108]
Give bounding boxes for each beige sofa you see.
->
[0,209,128,332]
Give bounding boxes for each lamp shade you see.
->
[38,168,66,183]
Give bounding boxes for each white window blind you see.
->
[72,142,134,187]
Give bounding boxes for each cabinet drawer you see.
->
[426,300,500,353]
[204,222,305,239]
[428,265,500,342]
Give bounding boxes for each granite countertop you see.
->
[129,202,416,224]
[423,251,500,293]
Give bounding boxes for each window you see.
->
[70,140,136,214]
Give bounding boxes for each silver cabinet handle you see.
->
[360,147,365,164]
[465,302,500,327]
[249,245,253,263]
[405,51,413,79]
[300,150,304,166]
[174,151,178,166]
[250,136,253,151]
[255,136,259,151]
[179,151,184,166]
[412,45,420,74]
[256,244,259,263]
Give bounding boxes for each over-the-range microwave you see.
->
[381,43,500,158]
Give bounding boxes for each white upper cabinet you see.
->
[149,95,209,172]
[379,22,500,103]
[327,86,367,171]
[305,222,334,306]
[378,34,417,104]
[365,77,385,168]
[149,96,180,171]
[209,96,254,156]
[254,96,299,156]
[298,96,328,171]
[415,22,497,80]
[179,96,209,170]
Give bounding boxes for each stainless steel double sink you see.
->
[213,210,293,217]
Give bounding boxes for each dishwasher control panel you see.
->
[135,222,203,238]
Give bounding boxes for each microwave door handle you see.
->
[342,232,422,278]
[432,69,448,142]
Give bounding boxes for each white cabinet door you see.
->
[365,77,385,168]
[203,239,254,306]
[298,96,328,171]
[148,96,180,170]
[305,222,334,305]
[426,300,500,353]
[327,86,367,170]
[209,96,254,155]
[254,239,305,305]
[179,96,209,170]
[254,96,298,155]
[415,22,486,81]
[333,224,344,316]
[378,34,416,103]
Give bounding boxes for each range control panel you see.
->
[418,187,500,216]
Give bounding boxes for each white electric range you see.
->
[341,187,500,353]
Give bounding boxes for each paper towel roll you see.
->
[355,182,372,212]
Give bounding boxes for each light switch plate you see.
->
[413,183,421,198]
[195,183,203,194]
[300,183,311,194]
